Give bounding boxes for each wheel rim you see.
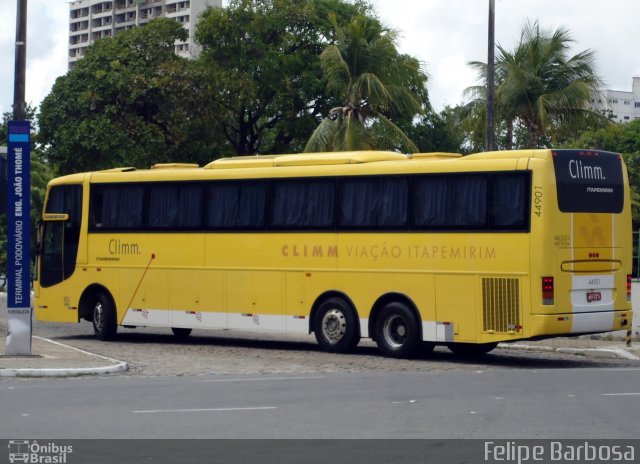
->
[382,314,407,349]
[93,301,104,332]
[321,308,346,344]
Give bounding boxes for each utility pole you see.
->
[13,0,28,121]
[486,0,495,151]
[6,0,31,356]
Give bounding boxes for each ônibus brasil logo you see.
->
[8,440,73,463]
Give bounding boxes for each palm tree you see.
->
[466,20,602,149]
[305,14,426,153]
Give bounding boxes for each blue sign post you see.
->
[5,120,31,355]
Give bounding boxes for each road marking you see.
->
[203,376,324,383]
[601,392,640,397]
[132,406,278,414]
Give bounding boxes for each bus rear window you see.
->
[552,150,624,213]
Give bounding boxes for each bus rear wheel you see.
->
[447,342,498,357]
[314,298,360,353]
[375,302,420,358]
[92,292,117,341]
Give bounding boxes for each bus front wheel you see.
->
[375,302,420,358]
[92,292,117,341]
[314,298,360,353]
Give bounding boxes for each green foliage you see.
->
[39,18,213,174]
[305,13,427,153]
[571,119,640,154]
[39,1,436,165]
[389,101,466,154]
[466,20,602,149]
[196,0,370,155]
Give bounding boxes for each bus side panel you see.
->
[434,275,477,343]
[118,267,169,327]
[35,273,83,323]
[226,270,284,332]
[169,269,226,330]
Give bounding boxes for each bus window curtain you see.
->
[100,185,143,229]
[207,182,266,229]
[339,177,407,227]
[339,178,377,227]
[378,177,408,227]
[490,174,526,227]
[271,179,335,228]
[147,184,202,229]
[148,185,178,228]
[413,176,487,228]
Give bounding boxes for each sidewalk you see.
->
[0,335,128,377]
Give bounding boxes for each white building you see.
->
[68,0,221,68]
[595,77,640,123]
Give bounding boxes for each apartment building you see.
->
[593,77,640,123]
[68,0,221,68]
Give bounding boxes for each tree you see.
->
[39,19,213,174]
[466,20,602,149]
[393,103,467,154]
[196,0,370,155]
[305,14,427,153]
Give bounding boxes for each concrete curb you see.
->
[498,343,640,361]
[0,336,128,378]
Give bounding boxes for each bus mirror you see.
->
[42,213,69,222]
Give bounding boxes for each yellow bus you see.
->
[34,149,633,358]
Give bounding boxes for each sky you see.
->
[1,0,640,118]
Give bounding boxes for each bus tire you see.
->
[375,302,420,358]
[171,327,192,339]
[92,292,117,341]
[314,297,360,353]
[447,342,498,357]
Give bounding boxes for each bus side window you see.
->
[147,183,202,229]
[206,181,267,229]
[91,185,143,230]
[412,175,488,229]
[270,179,335,229]
[338,177,408,228]
[489,174,528,229]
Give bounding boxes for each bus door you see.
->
[551,150,626,332]
[38,185,83,288]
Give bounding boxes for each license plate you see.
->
[586,291,602,303]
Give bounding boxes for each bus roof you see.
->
[46,149,562,186]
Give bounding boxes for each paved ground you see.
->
[1,291,639,377]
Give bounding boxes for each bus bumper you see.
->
[531,310,633,337]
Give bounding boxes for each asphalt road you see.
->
[2,295,640,445]
[2,367,639,439]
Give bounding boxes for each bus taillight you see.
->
[542,277,554,305]
[627,274,632,301]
